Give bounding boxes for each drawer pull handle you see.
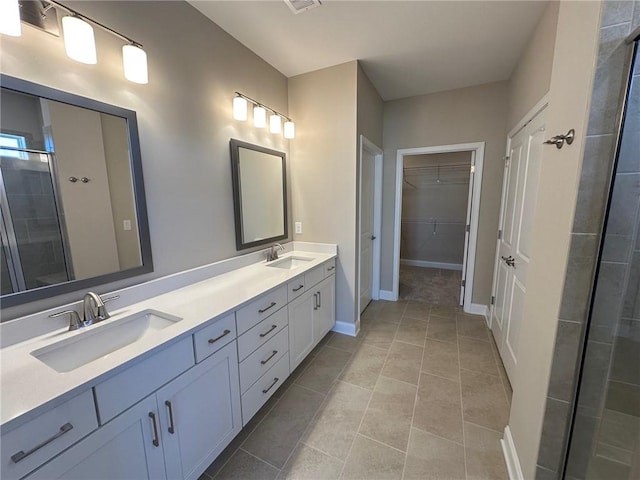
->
[261,350,278,365]
[11,423,74,463]
[259,302,277,314]
[317,291,322,308]
[149,412,160,447]
[292,284,304,292]
[313,293,318,311]
[165,400,176,434]
[259,325,277,338]
[208,329,231,344]
[327,266,335,271]
[262,377,280,394]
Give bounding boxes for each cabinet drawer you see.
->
[193,313,236,363]
[241,353,290,426]
[239,327,289,394]
[324,259,336,277]
[236,285,287,335]
[1,390,98,480]
[94,336,194,424]
[305,266,324,289]
[287,276,306,302]
[237,308,287,361]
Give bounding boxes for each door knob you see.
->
[371,235,376,240]
[501,255,516,267]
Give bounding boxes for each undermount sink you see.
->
[266,256,314,270]
[31,310,182,373]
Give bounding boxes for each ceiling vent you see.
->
[284,0,322,15]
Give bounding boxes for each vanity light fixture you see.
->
[62,15,96,64]
[122,43,148,84]
[233,92,295,139]
[0,0,22,37]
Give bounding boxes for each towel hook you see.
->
[544,129,575,149]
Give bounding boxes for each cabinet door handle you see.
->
[327,265,335,271]
[262,377,279,394]
[10,423,74,463]
[259,302,277,313]
[313,293,318,310]
[149,412,160,447]
[259,325,277,338]
[261,350,278,365]
[317,291,321,308]
[208,329,231,344]
[293,284,304,292]
[164,400,176,434]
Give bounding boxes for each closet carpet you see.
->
[200,300,512,480]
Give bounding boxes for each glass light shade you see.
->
[62,16,97,64]
[284,121,295,139]
[0,0,21,37]
[122,44,148,84]
[233,96,248,121]
[269,114,282,134]
[253,105,266,128]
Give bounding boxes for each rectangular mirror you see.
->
[230,139,287,250]
[0,75,152,308]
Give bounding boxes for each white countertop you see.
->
[0,248,336,431]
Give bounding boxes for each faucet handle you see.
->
[102,295,120,303]
[49,310,83,331]
[97,295,119,321]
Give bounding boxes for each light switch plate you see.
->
[295,222,302,234]
[123,219,132,231]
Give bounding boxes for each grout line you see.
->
[237,447,283,472]
[358,432,410,455]
[299,439,348,464]
[378,372,420,389]
[410,423,466,447]
[457,317,469,480]
[463,420,508,436]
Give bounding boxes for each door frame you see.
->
[392,142,485,312]
[358,135,383,319]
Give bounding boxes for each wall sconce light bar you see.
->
[233,92,295,138]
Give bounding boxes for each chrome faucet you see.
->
[49,292,120,331]
[265,243,285,262]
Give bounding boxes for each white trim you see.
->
[393,142,485,312]
[379,290,396,301]
[332,320,358,337]
[507,94,550,139]
[400,259,463,271]
[501,426,524,480]
[466,303,488,317]
[358,136,383,314]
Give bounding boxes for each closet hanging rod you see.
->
[403,163,471,171]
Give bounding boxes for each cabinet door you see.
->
[314,276,335,341]
[158,341,241,480]
[288,290,315,370]
[25,396,166,480]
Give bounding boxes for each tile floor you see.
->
[200,300,512,480]
[399,266,462,306]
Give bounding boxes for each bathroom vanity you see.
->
[0,244,337,480]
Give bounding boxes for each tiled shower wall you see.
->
[536,2,640,479]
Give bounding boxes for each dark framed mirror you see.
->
[230,139,287,250]
[0,74,153,308]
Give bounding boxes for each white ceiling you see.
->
[189,1,548,101]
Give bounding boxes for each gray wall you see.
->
[1,1,290,319]
[381,81,508,304]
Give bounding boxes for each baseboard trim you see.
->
[400,259,463,271]
[379,290,396,301]
[465,303,488,317]
[332,320,357,337]
[502,426,524,480]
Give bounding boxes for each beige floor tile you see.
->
[458,336,500,376]
[278,444,343,480]
[464,422,509,480]
[379,301,408,316]
[360,320,398,351]
[340,344,388,390]
[294,346,352,394]
[403,427,466,480]
[242,385,325,468]
[326,333,362,353]
[341,435,406,480]
[457,314,490,342]
[381,341,424,385]
[460,369,510,433]
[303,381,372,460]
[427,315,458,344]
[375,310,404,324]
[395,317,428,347]
[359,376,417,451]
[214,449,279,480]
[430,305,458,319]
[421,339,460,381]
[404,302,431,320]
[413,373,464,444]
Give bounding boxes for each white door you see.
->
[460,154,476,305]
[359,144,376,313]
[491,107,547,382]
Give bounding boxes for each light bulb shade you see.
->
[233,96,248,121]
[0,0,21,37]
[62,16,97,64]
[253,106,266,128]
[284,121,295,139]
[122,44,148,84]
[269,114,282,134]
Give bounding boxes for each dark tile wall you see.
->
[536,1,640,478]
